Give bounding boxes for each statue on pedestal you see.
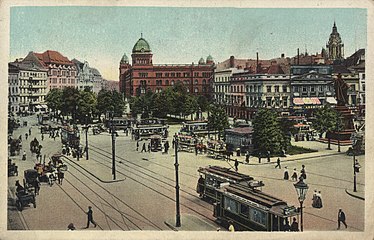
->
[334,73,349,106]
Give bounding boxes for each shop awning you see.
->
[35,105,42,109]
[326,97,337,104]
[293,97,321,105]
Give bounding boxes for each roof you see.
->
[8,62,48,72]
[267,64,285,74]
[333,65,351,74]
[226,127,253,135]
[34,50,73,65]
[132,37,151,53]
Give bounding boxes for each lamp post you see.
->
[82,124,90,160]
[351,133,357,192]
[294,178,309,232]
[337,114,341,152]
[28,77,33,114]
[174,136,181,227]
[110,111,116,180]
[75,127,80,161]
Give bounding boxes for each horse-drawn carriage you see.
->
[150,135,162,152]
[8,159,18,176]
[206,140,226,159]
[92,124,106,135]
[34,154,67,186]
[9,138,22,156]
[30,138,41,154]
[15,190,36,211]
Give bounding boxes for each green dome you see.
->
[206,55,213,62]
[198,57,205,64]
[120,53,129,64]
[132,37,151,53]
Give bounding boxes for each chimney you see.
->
[297,48,300,65]
[256,52,259,73]
[281,53,285,58]
[229,56,235,68]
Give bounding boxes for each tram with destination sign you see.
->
[180,121,218,137]
[132,118,168,140]
[213,183,299,231]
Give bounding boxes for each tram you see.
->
[180,121,218,137]
[213,183,299,231]
[177,134,196,152]
[61,125,80,148]
[133,118,169,140]
[206,140,226,159]
[105,117,131,131]
[197,166,262,203]
[38,113,50,125]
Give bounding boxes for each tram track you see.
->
[61,160,164,230]
[64,148,217,226]
[87,146,213,211]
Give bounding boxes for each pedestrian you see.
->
[228,221,235,232]
[275,157,281,169]
[85,206,97,228]
[234,159,239,172]
[58,169,64,185]
[41,133,44,141]
[283,219,290,231]
[172,138,175,149]
[245,151,250,164]
[141,142,146,152]
[195,145,198,156]
[148,142,151,152]
[136,141,139,151]
[267,150,271,162]
[283,166,289,180]
[300,164,307,180]
[312,190,318,208]
[29,127,32,136]
[25,133,28,140]
[337,208,347,229]
[258,155,261,163]
[291,168,298,181]
[315,191,323,208]
[22,150,26,161]
[290,217,299,231]
[67,223,76,231]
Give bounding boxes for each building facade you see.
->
[22,50,77,91]
[8,61,48,113]
[119,36,215,98]
[290,65,334,116]
[72,59,94,91]
[213,68,245,105]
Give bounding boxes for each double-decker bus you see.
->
[61,125,80,148]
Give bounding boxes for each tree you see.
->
[45,88,62,117]
[97,90,125,118]
[313,105,343,149]
[279,117,294,153]
[207,104,229,140]
[77,89,97,123]
[252,108,285,156]
[61,87,80,122]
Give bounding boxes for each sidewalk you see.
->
[164,214,222,231]
[227,140,350,166]
[345,189,365,201]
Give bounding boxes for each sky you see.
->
[10,7,367,80]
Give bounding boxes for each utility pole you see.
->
[174,137,181,227]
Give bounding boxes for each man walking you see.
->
[337,209,347,229]
[136,141,139,151]
[86,206,97,228]
[234,159,239,172]
[141,142,146,153]
[275,158,281,169]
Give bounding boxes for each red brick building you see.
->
[119,36,215,98]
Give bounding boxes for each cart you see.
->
[15,191,36,211]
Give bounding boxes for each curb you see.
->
[231,152,344,166]
[164,221,178,231]
[345,189,365,201]
[62,155,126,183]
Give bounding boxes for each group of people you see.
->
[136,139,170,154]
[283,164,307,181]
[312,190,323,208]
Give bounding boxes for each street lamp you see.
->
[336,114,341,152]
[351,133,358,192]
[294,178,309,232]
[28,77,33,114]
[82,124,91,160]
[109,111,116,180]
[174,136,181,227]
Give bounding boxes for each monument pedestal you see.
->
[325,105,355,145]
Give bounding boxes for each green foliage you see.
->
[97,89,125,117]
[207,104,229,139]
[252,108,285,155]
[312,105,343,135]
[287,145,318,155]
[45,88,62,114]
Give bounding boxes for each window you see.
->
[171,73,175,77]
[362,73,365,80]
[194,80,198,85]
[302,87,307,92]
[224,197,239,214]
[139,72,148,78]
[293,86,299,92]
[165,80,169,85]
[319,86,323,92]
[282,86,287,92]
[165,73,169,77]
[203,79,206,85]
[250,209,266,226]
[275,86,279,92]
[240,204,249,217]
[311,86,315,92]
[171,80,175,86]
[194,72,199,77]
[350,84,356,91]
[267,86,271,93]
[194,87,198,93]
[156,73,162,77]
